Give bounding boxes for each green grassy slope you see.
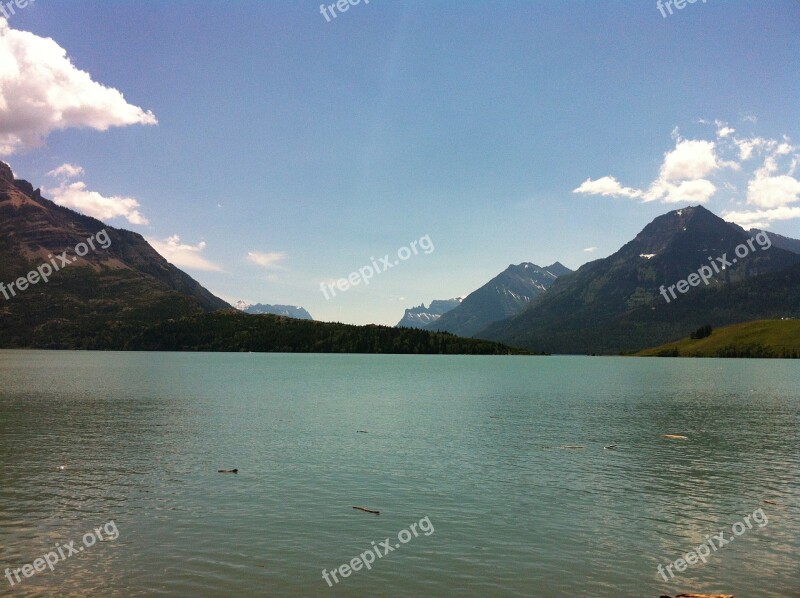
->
[636,319,800,358]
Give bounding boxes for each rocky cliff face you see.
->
[396,298,462,329]
[242,303,313,320]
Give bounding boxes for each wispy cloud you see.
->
[720,206,800,230]
[47,163,85,179]
[574,176,642,199]
[45,163,148,225]
[715,120,735,139]
[149,235,222,272]
[247,251,288,270]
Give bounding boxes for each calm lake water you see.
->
[0,351,798,597]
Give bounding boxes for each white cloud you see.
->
[715,120,735,138]
[576,122,800,226]
[583,246,598,252]
[789,156,799,177]
[755,155,779,178]
[247,251,288,270]
[659,140,721,182]
[573,176,642,199]
[48,180,148,225]
[148,235,222,272]
[735,137,773,161]
[574,138,732,205]
[746,174,800,209]
[0,17,157,155]
[775,141,794,156]
[722,206,800,229]
[46,163,84,179]
[647,178,717,204]
[718,126,735,138]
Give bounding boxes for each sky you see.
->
[1,0,799,325]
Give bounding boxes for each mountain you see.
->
[751,229,800,255]
[396,298,462,329]
[480,206,800,354]
[125,310,531,354]
[239,302,313,320]
[0,161,229,348]
[540,261,573,277]
[426,262,571,337]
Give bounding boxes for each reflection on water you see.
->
[1,352,798,597]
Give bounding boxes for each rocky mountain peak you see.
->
[0,161,14,183]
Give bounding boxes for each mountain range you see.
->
[237,302,314,320]
[396,298,462,329]
[753,228,800,255]
[5,159,800,356]
[0,161,519,354]
[425,262,572,337]
[479,206,800,354]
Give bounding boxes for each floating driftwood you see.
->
[353,506,380,515]
[662,434,688,440]
[659,594,734,598]
[764,499,777,505]
[218,469,238,474]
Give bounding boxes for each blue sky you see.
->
[2,0,799,324]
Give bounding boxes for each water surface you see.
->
[1,352,798,596]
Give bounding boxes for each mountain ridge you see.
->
[479,206,800,354]
[396,298,462,329]
[425,261,572,337]
[240,302,314,320]
[0,161,229,348]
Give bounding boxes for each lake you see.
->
[0,351,798,597]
